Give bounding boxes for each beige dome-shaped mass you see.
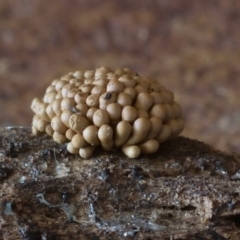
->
[31,67,184,158]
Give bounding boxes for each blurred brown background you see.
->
[0,0,239,153]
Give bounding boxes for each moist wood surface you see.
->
[0,127,240,239]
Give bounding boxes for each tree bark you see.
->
[0,127,240,239]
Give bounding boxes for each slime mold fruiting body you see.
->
[31,67,184,158]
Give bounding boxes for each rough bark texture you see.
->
[0,127,240,239]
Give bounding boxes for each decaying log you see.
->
[0,127,240,239]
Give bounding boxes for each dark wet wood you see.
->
[0,127,240,239]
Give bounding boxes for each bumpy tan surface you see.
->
[0,1,240,154]
[1,127,240,239]
[31,67,184,158]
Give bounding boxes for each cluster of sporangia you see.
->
[31,67,184,159]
